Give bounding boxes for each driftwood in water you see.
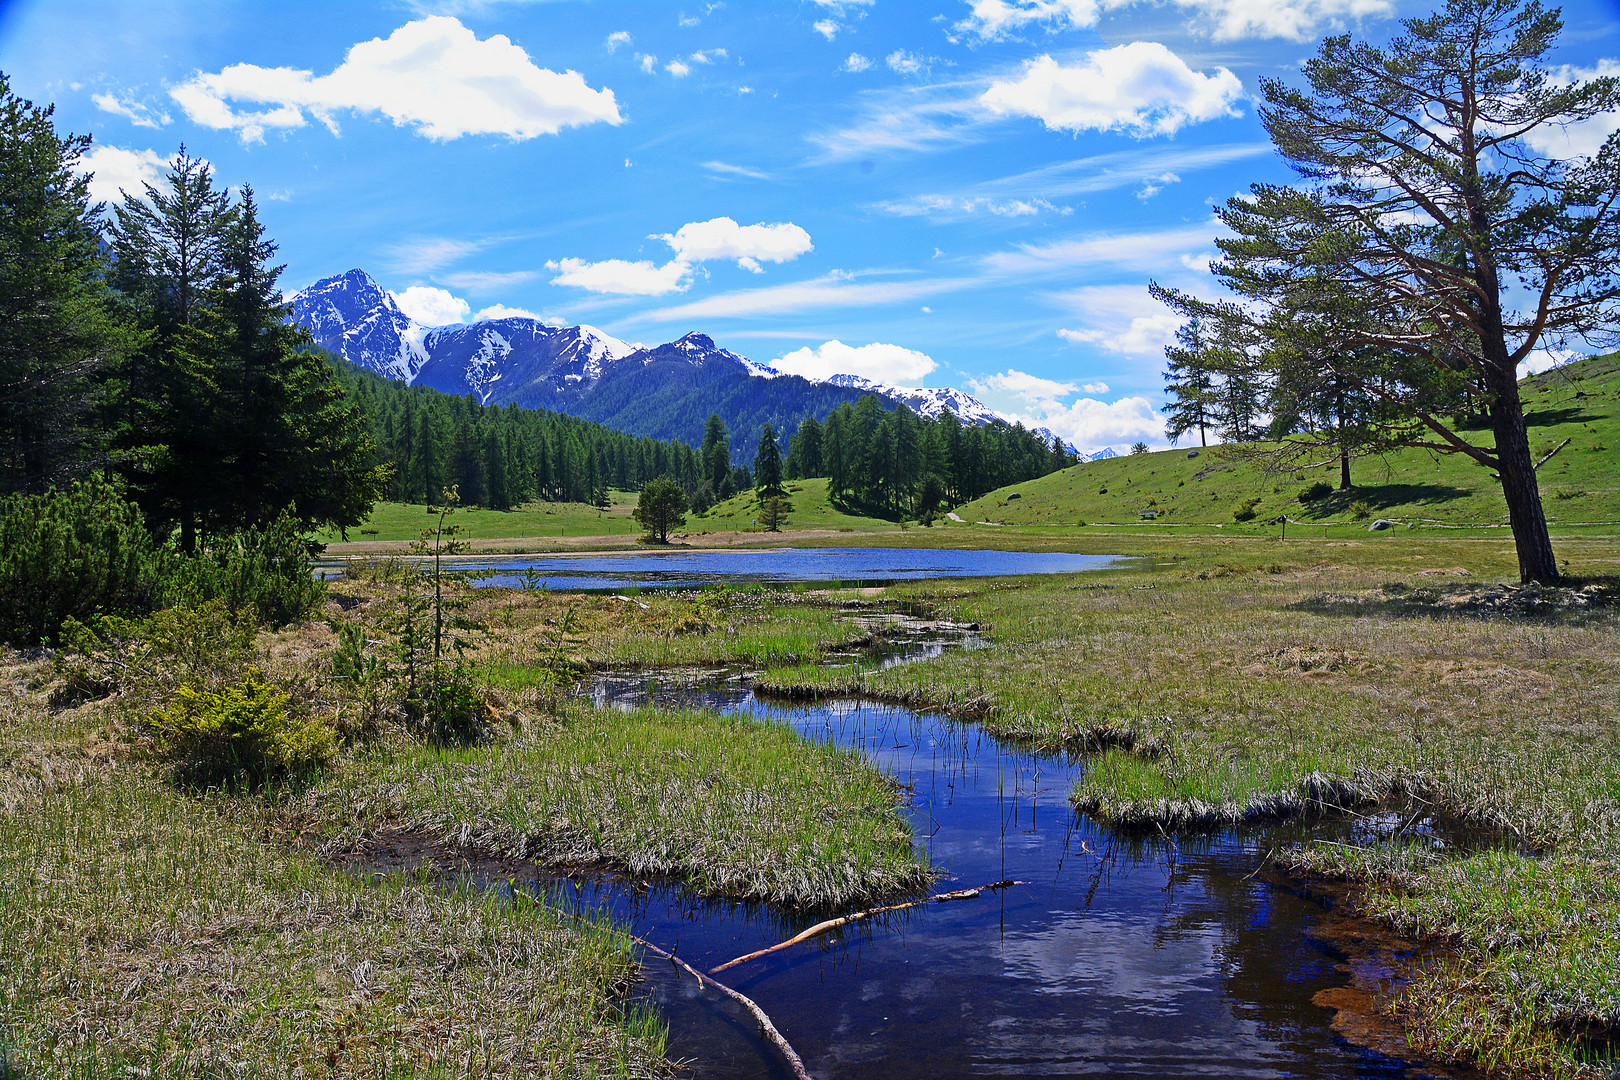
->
[709,879,1025,976]
[632,934,813,1080]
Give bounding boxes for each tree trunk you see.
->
[1340,451,1352,491]
[180,498,196,555]
[1487,368,1559,584]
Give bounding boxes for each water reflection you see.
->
[521,675,1465,1080]
[453,548,1126,591]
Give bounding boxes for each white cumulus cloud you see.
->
[170,16,621,144]
[666,59,692,77]
[886,50,930,76]
[78,145,171,205]
[982,44,1243,137]
[773,340,938,386]
[656,217,813,267]
[393,286,471,325]
[605,30,633,52]
[1016,395,1165,453]
[844,53,873,72]
[1059,314,1180,356]
[474,304,548,322]
[1183,0,1395,42]
[815,19,840,39]
[546,257,693,296]
[969,369,1080,406]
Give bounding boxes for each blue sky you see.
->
[3,0,1616,451]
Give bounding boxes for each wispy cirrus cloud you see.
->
[634,272,971,321]
[950,0,1396,43]
[383,237,484,276]
[170,16,621,144]
[807,80,991,161]
[702,160,773,180]
[438,269,539,291]
[92,93,171,128]
[869,194,1071,220]
[983,223,1221,276]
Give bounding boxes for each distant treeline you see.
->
[787,397,1075,518]
[334,363,704,510]
[341,359,1076,519]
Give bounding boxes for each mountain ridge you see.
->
[290,268,1070,457]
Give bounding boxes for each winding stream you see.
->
[531,655,1469,1080]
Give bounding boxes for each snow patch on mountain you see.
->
[290,268,1075,445]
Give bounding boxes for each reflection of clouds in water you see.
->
[998,912,1220,1010]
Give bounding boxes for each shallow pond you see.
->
[453,547,1126,591]
[536,669,1469,1080]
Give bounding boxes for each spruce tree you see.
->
[0,76,126,494]
[753,422,783,497]
[107,148,232,552]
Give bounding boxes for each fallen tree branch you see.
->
[710,880,1025,976]
[1534,437,1572,470]
[631,934,814,1080]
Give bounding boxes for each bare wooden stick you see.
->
[709,880,1025,976]
[631,934,814,1080]
[1534,437,1572,470]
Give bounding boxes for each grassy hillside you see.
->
[954,354,1619,530]
[687,477,898,534]
[316,490,644,544]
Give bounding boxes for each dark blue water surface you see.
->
[458,547,1126,591]
[526,671,1461,1080]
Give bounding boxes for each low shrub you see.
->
[172,511,325,627]
[404,661,495,746]
[146,668,338,788]
[0,479,165,646]
[1297,480,1334,502]
[1348,499,1373,520]
[0,483,321,645]
[1232,496,1262,522]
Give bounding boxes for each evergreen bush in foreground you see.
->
[0,478,164,645]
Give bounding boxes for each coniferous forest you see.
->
[1,68,1073,563]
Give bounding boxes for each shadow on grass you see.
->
[1522,405,1604,427]
[1289,578,1620,624]
[1294,483,1475,520]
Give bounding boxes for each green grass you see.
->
[0,679,667,1079]
[317,490,644,545]
[953,354,1620,531]
[740,545,1620,1077]
[687,477,901,534]
[295,703,931,908]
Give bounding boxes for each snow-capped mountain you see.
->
[821,374,1002,426]
[289,269,1071,456]
[291,268,429,382]
[412,319,636,402]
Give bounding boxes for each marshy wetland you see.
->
[3,532,1617,1079]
